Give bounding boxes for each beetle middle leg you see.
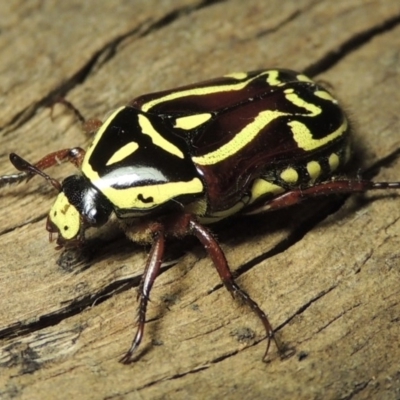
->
[0,148,87,188]
[188,216,290,361]
[172,214,288,360]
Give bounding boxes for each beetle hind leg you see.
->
[245,178,400,215]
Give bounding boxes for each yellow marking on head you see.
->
[285,88,322,116]
[82,106,125,181]
[265,70,281,86]
[106,142,139,166]
[288,119,348,152]
[250,179,285,204]
[314,90,337,102]
[224,72,248,80]
[307,161,321,181]
[192,109,287,166]
[49,192,80,240]
[280,168,299,184]
[296,74,313,82]
[174,113,212,130]
[328,153,340,172]
[138,114,184,159]
[141,71,273,112]
[101,177,203,210]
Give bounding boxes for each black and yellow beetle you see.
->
[2,69,400,363]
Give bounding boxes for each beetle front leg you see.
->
[33,147,86,170]
[120,227,166,364]
[0,148,86,188]
[1,97,104,188]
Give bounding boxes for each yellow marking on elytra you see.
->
[189,82,347,166]
[141,71,274,112]
[82,106,125,181]
[307,160,321,181]
[288,119,348,152]
[174,113,212,130]
[296,74,313,82]
[314,90,337,103]
[284,88,322,116]
[106,142,139,166]
[280,168,299,184]
[250,179,285,204]
[49,193,80,240]
[224,72,248,80]
[265,70,282,86]
[328,153,340,172]
[192,109,287,166]
[209,199,248,218]
[101,178,203,210]
[138,114,184,159]
[199,197,249,224]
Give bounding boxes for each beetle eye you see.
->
[86,208,97,224]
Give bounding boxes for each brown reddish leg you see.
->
[33,147,86,170]
[120,228,166,364]
[51,98,86,124]
[188,217,290,361]
[1,99,102,189]
[51,98,103,134]
[0,98,103,188]
[246,179,400,214]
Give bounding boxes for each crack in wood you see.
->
[0,274,140,341]
[304,12,400,77]
[281,284,338,330]
[0,0,228,136]
[340,380,370,400]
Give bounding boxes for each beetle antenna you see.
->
[9,153,62,192]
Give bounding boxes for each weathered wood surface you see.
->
[1,1,400,399]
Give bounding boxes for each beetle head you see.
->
[9,153,112,249]
[47,175,112,247]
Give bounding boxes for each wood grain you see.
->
[1,1,400,399]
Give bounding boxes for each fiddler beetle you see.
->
[1,69,400,364]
